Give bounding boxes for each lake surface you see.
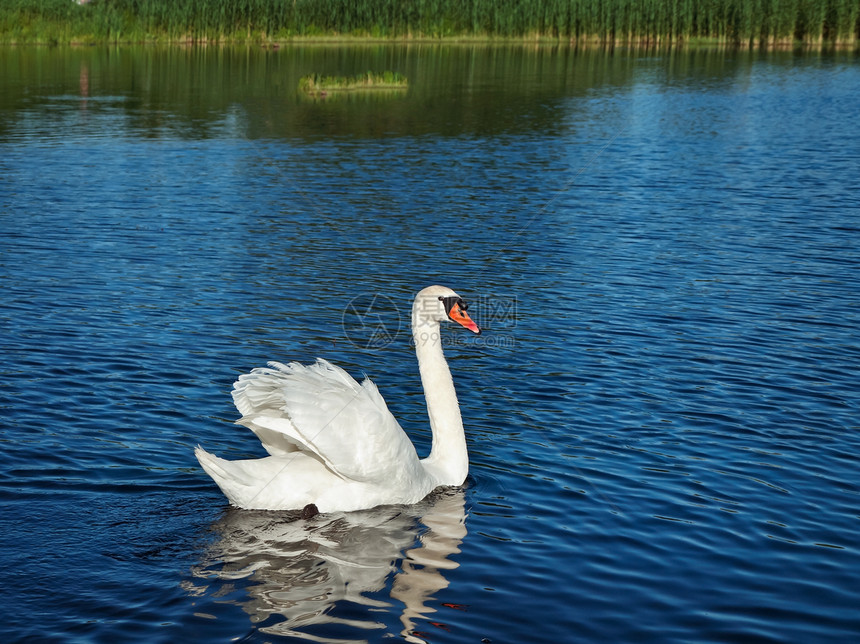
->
[1,44,859,643]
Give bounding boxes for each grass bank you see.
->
[1,0,858,46]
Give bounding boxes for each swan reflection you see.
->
[188,487,468,642]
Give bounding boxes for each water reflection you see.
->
[0,45,639,141]
[189,488,468,642]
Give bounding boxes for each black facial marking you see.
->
[440,296,467,315]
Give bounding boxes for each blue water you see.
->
[1,46,859,643]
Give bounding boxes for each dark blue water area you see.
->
[1,47,859,643]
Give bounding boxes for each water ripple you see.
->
[2,46,860,644]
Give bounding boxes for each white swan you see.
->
[195,285,481,513]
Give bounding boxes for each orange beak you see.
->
[449,303,481,334]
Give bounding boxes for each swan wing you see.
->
[232,359,421,484]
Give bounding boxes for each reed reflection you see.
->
[190,487,468,643]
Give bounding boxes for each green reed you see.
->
[299,71,409,94]
[2,0,858,45]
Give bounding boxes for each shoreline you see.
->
[2,34,859,50]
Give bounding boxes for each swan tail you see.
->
[195,445,249,488]
[194,445,269,509]
[195,445,333,510]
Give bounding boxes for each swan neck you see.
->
[413,318,468,486]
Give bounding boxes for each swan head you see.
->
[413,285,481,334]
